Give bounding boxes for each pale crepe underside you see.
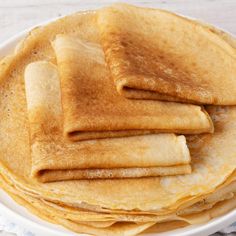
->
[0,9,236,228]
[24,60,192,182]
[97,3,236,105]
[52,34,212,141]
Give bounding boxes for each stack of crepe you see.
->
[0,3,236,236]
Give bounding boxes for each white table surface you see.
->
[0,0,235,235]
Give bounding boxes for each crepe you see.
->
[3,164,236,224]
[52,34,213,141]
[6,40,236,212]
[24,60,192,182]
[2,160,236,219]
[0,9,236,231]
[2,170,236,236]
[0,179,154,236]
[97,3,236,105]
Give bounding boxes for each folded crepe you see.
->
[97,3,236,105]
[24,60,193,182]
[52,35,213,141]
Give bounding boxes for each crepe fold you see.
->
[52,35,213,141]
[24,61,193,182]
[97,3,236,105]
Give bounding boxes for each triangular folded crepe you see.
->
[24,60,193,182]
[52,35,213,141]
[97,3,236,105]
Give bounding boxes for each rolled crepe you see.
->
[24,61,192,182]
[97,3,236,105]
[52,35,213,141]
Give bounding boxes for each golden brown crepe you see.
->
[0,10,235,213]
[97,3,236,105]
[0,8,236,236]
[52,34,213,141]
[2,170,236,236]
[24,60,193,182]
[3,164,236,224]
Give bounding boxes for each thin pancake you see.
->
[2,171,236,235]
[97,3,236,105]
[1,190,154,236]
[24,60,192,182]
[3,167,236,223]
[52,34,212,141]
[0,10,236,217]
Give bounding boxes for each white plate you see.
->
[0,17,236,236]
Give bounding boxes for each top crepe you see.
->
[97,3,236,105]
[52,34,212,141]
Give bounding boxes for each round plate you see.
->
[0,17,236,236]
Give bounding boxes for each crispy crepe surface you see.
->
[24,60,192,182]
[52,34,212,141]
[98,3,236,105]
